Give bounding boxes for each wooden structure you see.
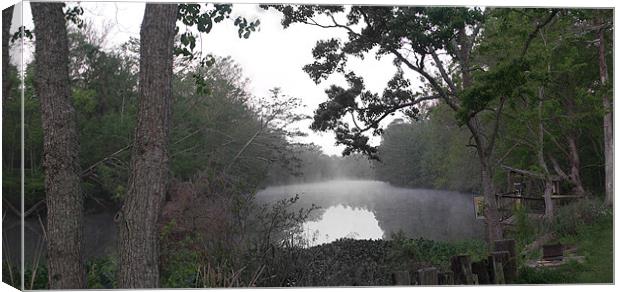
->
[390,239,518,286]
[496,165,583,225]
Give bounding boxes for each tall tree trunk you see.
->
[457,31,503,243]
[536,86,555,218]
[31,3,85,289]
[117,4,177,288]
[2,5,13,101]
[470,117,502,242]
[480,158,503,242]
[598,21,613,206]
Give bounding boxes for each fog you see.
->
[256,180,485,243]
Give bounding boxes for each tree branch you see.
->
[521,9,559,58]
[430,50,458,94]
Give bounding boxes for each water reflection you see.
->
[256,180,485,242]
[303,204,384,246]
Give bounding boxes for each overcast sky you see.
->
[7,0,616,155]
[11,1,419,156]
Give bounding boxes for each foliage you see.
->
[511,205,540,252]
[266,144,375,185]
[264,6,491,158]
[389,231,488,270]
[159,184,319,288]
[175,3,260,94]
[551,198,610,236]
[86,256,118,289]
[517,208,612,284]
[374,104,480,192]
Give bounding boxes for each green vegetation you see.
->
[2,4,613,288]
[389,232,488,270]
[515,199,613,284]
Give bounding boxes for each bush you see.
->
[552,198,610,236]
[87,256,118,288]
[389,231,488,270]
[516,261,583,284]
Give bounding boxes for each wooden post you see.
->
[417,267,439,285]
[450,255,475,285]
[493,239,517,283]
[489,251,509,284]
[392,271,411,285]
[507,171,512,193]
[438,271,454,285]
[471,260,491,284]
[472,274,479,285]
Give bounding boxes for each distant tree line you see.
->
[266,144,374,185]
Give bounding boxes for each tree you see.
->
[31,2,85,288]
[596,12,613,206]
[374,104,480,192]
[266,6,554,242]
[117,4,177,288]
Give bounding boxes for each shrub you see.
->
[388,232,488,270]
[87,256,118,288]
[552,198,609,236]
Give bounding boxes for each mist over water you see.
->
[256,180,485,244]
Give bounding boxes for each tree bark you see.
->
[480,158,503,242]
[566,135,586,197]
[117,4,177,288]
[536,87,554,218]
[598,21,613,206]
[2,5,13,101]
[31,2,86,289]
[455,30,503,243]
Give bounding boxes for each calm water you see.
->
[6,179,484,266]
[256,180,485,245]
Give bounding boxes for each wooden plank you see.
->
[392,271,411,285]
[493,239,517,283]
[472,274,479,285]
[471,260,491,284]
[550,195,585,199]
[450,255,475,285]
[438,271,454,285]
[496,194,545,200]
[500,165,547,179]
[417,267,439,285]
[543,243,564,260]
[489,252,509,284]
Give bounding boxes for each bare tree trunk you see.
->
[566,135,586,197]
[598,22,613,206]
[31,3,85,289]
[2,5,13,101]
[536,87,554,218]
[543,181,554,218]
[117,4,177,288]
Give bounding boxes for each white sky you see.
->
[5,0,618,156]
[12,1,411,156]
